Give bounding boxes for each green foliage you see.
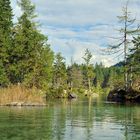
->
[0,61,9,86]
[108,67,124,89]
[17,0,36,19]
[130,36,140,74]
[0,0,54,91]
[108,2,139,90]
[126,36,140,89]
[82,49,92,66]
[12,0,54,90]
[82,49,94,90]
[53,53,67,88]
[94,63,104,87]
[0,0,139,98]
[67,63,83,89]
[0,0,13,86]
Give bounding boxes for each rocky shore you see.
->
[107,88,140,103]
[0,102,47,107]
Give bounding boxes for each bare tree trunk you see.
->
[124,5,128,91]
[88,77,91,92]
[130,66,133,88]
[124,38,128,91]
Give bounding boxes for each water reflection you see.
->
[0,98,140,140]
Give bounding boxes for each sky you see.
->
[11,0,140,67]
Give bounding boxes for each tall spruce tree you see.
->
[10,0,54,89]
[94,63,104,88]
[82,49,94,91]
[67,63,83,90]
[130,37,140,74]
[0,0,13,86]
[53,53,67,88]
[127,36,140,88]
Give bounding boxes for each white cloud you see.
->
[48,37,117,67]
[11,0,140,67]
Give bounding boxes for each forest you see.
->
[0,0,140,104]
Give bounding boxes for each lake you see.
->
[0,97,140,140]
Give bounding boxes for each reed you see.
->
[0,85,45,105]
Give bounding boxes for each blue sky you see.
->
[11,0,140,66]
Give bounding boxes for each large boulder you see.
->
[107,88,140,103]
[107,89,127,102]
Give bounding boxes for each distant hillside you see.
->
[112,61,125,67]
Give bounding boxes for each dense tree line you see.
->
[0,0,54,90]
[0,0,139,96]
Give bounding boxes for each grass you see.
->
[0,85,45,105]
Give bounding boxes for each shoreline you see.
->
[0,101,47,107]
[107,88,140,103]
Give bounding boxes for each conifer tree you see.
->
[131,36,140,74]
[127,36,140,87]
[67,63,83,90]
[82,49,94,91]
[94,63,104,88]
[10,0,54,89]
[0,0,13,86]
[53,53,67,88]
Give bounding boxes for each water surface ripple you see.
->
[0,98,140,140]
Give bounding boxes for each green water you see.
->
[0,98,140,140]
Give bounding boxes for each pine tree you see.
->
[131,36,140,74]
[53,53,67,88]
[127,36,140,88]
[82,49,94,91]
[17,0,36,19]
[0,0,13,86]
[94,63,104,88]
[108,67,124,89]
[10,0,54,89]
[67,63,83,90]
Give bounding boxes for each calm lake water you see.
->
[0,97,140,140]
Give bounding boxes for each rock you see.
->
[107,89,126,102]
[10,102,18,106]
[5,102,46,106]
[134,95,140,103]
[68,93,77,99]
[17,102,24,106]
[107,88,140,103]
